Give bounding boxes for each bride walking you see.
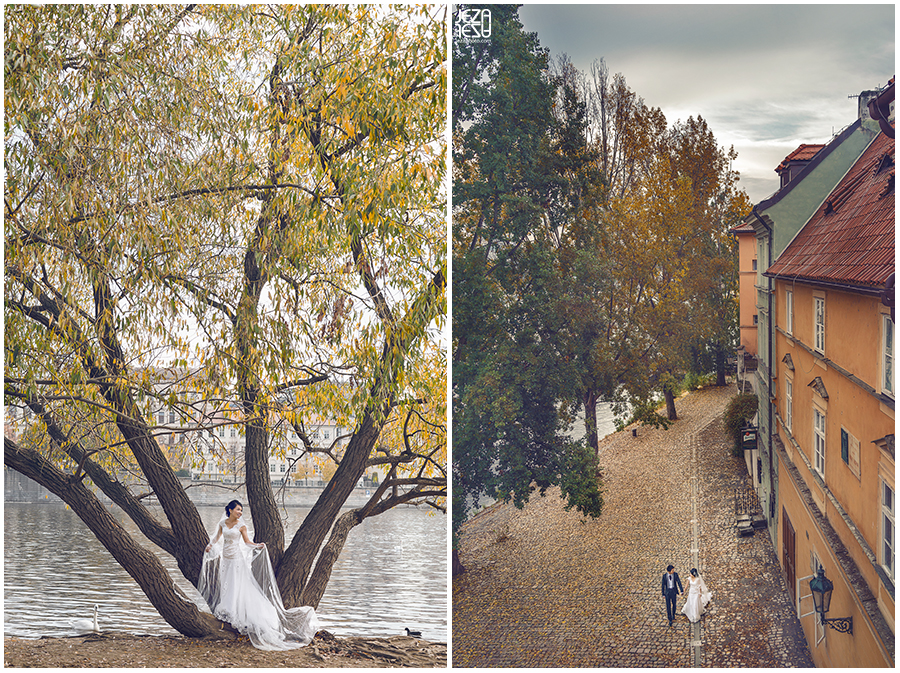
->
[680,568,713,623]
[198,500,319,650]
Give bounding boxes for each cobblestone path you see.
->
[452,385,815,667]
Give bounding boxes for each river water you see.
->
[3,502,447,642]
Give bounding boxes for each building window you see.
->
[813,408,826,477]
[269,463,276,473]
[884,315,894,398]
[752,258,758,271]
[280,464,286,473]
[882,480,895,581]
[158,412,165,425]
[786,290,793,335]
[231,427,237,437]
[219,426,225,437]
[169,410,176,424]
[785,377,793,433]
[753,314,758,325]
[814,297,825,354]
[840,427,861,478]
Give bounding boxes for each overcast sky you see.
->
[517,3,895,203]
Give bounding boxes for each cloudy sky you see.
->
[517,3,894,203]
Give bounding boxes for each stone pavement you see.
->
[452,384,815,667]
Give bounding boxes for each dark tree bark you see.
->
[583,389,599,458]
[278,412,384,606]
[664,385,678,421]
[452,548,465,577]
[715,343,727,386]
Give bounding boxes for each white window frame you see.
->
[785,376,793,433]
[882,480,895,581]
[813,408,826,478]
[883,314,894,398]
[810,554,826,645]
[814,296,825,354]
[786,289,793,335]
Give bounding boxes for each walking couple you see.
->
[662,564,712,626]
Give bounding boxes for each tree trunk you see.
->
[278,411,383,607]
[300,510,360,608]
[664,385,678,421]
[244,418,284,565]
[84,274,210,583]
[452,548,465,577]
[5,438,225,639]
[715,343,727,386]
[113,399,209,584]
[583,389,599,458]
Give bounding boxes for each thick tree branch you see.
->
[16,392,179,554]
[4,436,222,638]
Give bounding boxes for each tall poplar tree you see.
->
[452,5,603,552]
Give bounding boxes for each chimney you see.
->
[858,89,882,121]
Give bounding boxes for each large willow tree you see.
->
[5,4,446,638]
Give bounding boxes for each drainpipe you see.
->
[867,80,895,139]
[751,205,776,532]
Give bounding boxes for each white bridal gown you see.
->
[680,575,713,623]
[198,518,319,650]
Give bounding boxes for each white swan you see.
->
[71,604,99,633]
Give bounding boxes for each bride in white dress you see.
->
[680,568,712,623]
[198,500,319,650]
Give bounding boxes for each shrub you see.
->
[684,371,716,391]
[724,393,758,455]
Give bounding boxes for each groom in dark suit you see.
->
[662,564,683,627]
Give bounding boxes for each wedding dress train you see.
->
[680,574,712,623]
[198,518,319,650]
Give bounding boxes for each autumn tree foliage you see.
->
[5,4,446,637]
[562,60,751,425]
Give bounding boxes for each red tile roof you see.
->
[730,220,756,234]
[776,144,826,173]
[766,129,894,289]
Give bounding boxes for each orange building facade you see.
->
[732,221,759,357]
[736,80,895,667]
[771,282,894,667]
[761,85,895,667]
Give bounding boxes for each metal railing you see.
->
[734,486,762,516]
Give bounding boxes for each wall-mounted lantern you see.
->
[809,566,853,634]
